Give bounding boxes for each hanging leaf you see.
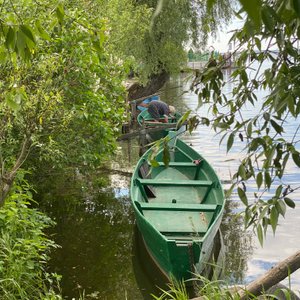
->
[197,94,203,109]
[292,152,300,167]
[264,171,272,189]
[227,132,234,153]
[270,119,283,134]
[263,112,270,121]
[293,0,300,18]
[284,197,295,208]
[270,206,278,234]
[177,110,191,130]
[275,185,283,198]
[207,0,217,12]
[258,205,269,223]
[246,122,252,137]
[256,172,263,189]
[149,159,159,167]
[35,20,50,40]
[5,94,21,111]
[16,30,27,58]
[276,199,286,217]
[20,25,35,44]
[237,187,248,206]
[239,0,262,28]
[257,223,264,246]
[261,6,275,32]
[238,164,247,180]
[5,27,16,49]
[240,69,248,84]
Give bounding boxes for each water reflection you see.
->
[221,200,253,284]
[37,171,142,300]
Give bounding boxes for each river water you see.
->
[39,72,300,299]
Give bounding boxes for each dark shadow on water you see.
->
[132,225,169,300]
[133,224,228,299]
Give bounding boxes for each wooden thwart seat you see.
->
[138,162,156,198]
[138,202,217,212]
[156,162,201,167]
[136,178,213,187]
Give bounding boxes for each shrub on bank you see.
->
[0,187,62,300]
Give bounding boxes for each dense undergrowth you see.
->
[0,180,61,300]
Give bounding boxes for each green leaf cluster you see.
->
[192,0,300,242]
[0,0,129,205]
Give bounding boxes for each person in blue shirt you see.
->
[148,101,175,123]
[137,95,159,112]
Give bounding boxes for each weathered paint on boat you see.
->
[130,132,225,281]
[137,109,183,141]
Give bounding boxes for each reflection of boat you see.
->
[131,225,169,300]
[137,109,183,141]
[130,132,225,282]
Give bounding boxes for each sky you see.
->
[207,17,244,52]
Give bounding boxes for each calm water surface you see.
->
[39,72,300,299]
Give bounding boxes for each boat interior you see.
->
[134,146,223,243]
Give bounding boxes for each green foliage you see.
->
[192,0,300,244]
[0,180,61,299]
[0,0,127,204]
[120,0,235,83]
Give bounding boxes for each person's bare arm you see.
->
[162,116,168,123]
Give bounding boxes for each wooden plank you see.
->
[117,123,178,141]
[139,202,217,212]
[136,178,213,187]
[138,162,156,198]
[156,162,199,167]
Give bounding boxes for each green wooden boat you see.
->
[130,132,225,281]
[137,109,183,141]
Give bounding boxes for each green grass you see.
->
[151,275,298,300]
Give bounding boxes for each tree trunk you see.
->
[0,138,31,206]
[238,250,300,299]
[190,250,300,300]
[127,71,169,101]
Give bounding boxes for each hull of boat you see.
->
[130,132,225,281]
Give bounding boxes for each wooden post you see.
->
[131,100,137,124]
[139,121,147,157]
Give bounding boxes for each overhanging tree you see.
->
[192,0,300,243]
[0,0,127,205]
[127,0,235,99]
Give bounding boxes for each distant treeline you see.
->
[187,49,220,62]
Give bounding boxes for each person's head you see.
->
[169,105,176,115]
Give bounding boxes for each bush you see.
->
[0,186,62,300]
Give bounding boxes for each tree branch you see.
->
[0,136,31,206]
